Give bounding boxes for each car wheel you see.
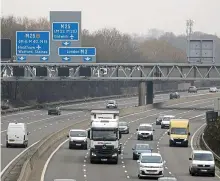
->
[211,172,215,177]
[6,142,9,148]
[138,174,142,179]
[150,135,153,141]
[84,145,88,150]
[137,136,140,140]
[69,145,72,149]
[133,154,136,160]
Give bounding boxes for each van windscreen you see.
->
[171,128,187,135]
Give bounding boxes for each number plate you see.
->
[9,139,15,142]
[101,159,107,161]
[76,144,81,146]
[201,169,207,172]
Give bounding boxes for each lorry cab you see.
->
[168,119,190,147]
[88,109,122,164]
[6,122,29,148]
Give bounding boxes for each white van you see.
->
[6,123,29,148]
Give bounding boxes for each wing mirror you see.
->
[153,129,155,131]
[189,158,192,160]
[67,135,69,138]
[27,132,30,135]
[188,132,190,136]
[163,160,166,164]
[136,129,138,131]
[132,148,134,150]
[167,131,170,135]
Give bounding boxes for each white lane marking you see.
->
[40,139,69,181]
[2,96,138,119]
[0,141,40,177]
[2,94,212,178]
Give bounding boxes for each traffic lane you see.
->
[0,89,208,122]
[1,94,213,169]
[0,96,138,126]
[0,96,138,131]
[43,106,151,181]
[0,99,137,170]
[82,108,202,181]
[42,98,212,181]
[116,109,205,180]
[158,112,219,181]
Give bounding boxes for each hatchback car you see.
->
[170,92,180,99]
[48,107,61,115]
[132,143,151,160]
[119,121,129,134]
[106,100,118,109]
[137,152,165,179]
[209,87,218,92]
[188,86,197,93]
[136,124,155,140]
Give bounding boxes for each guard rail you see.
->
[202,129,220,168]
[1,86,218,115]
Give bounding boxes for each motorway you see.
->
[39,91,220,181]
[1,91,196,172]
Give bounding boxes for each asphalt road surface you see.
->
[1,91,200,172]
[42,92,220,181]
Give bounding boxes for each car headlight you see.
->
[192,163,197,167]
[139,164,145,168]
[112,153,117,157]
[84,139,87,142]
[91,152,96,156]
[170,138,174,140]
[158,165,163,168]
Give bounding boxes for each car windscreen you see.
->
[70,131,86,137]
[163,117,172,121]
[170,128,187,135]
[108,101,115,104]
[119,122,127,126]
[135,144,150,150]
[141,155,162,163]
[138,126,152,131]
[193,153,214,161]
[92,130,117,141]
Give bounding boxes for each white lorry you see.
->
[87,109,122,164]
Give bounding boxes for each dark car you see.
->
[158,177,177,181]
[156,115,164,125]
[132,143,152,160]
[170,92,180,99]
[106,100,118,109]
[119,121,129,134]
[188,86,197,93]
[48,107,61,115]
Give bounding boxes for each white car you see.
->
[161,115,175,129]
[67,129,88,149]
[189,150,215,177]
[209,87,218,92]
[137,152,165,179]
[136,124,155,140]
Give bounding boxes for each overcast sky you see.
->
[1,0,220,36]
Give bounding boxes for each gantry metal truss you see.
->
[1,63,220,81]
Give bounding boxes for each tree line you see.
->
[1,16,219,107]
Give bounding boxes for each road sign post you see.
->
[16,31,50,62]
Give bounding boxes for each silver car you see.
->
[119,121,129,134]
[188,86,197,93]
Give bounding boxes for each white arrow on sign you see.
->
[41,57,48,61]
[84,57,91,61]
[63,41,70,46]
[62,57,70,61]
[19,57,25,60]
[70,34,74,39]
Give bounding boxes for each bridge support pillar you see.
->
[146,81,153,104]
[138,81,146,106]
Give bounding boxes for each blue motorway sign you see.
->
[16,31,50,56]
[52,22,79,41]
[83,57,93,62]
[58,47,96,56]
